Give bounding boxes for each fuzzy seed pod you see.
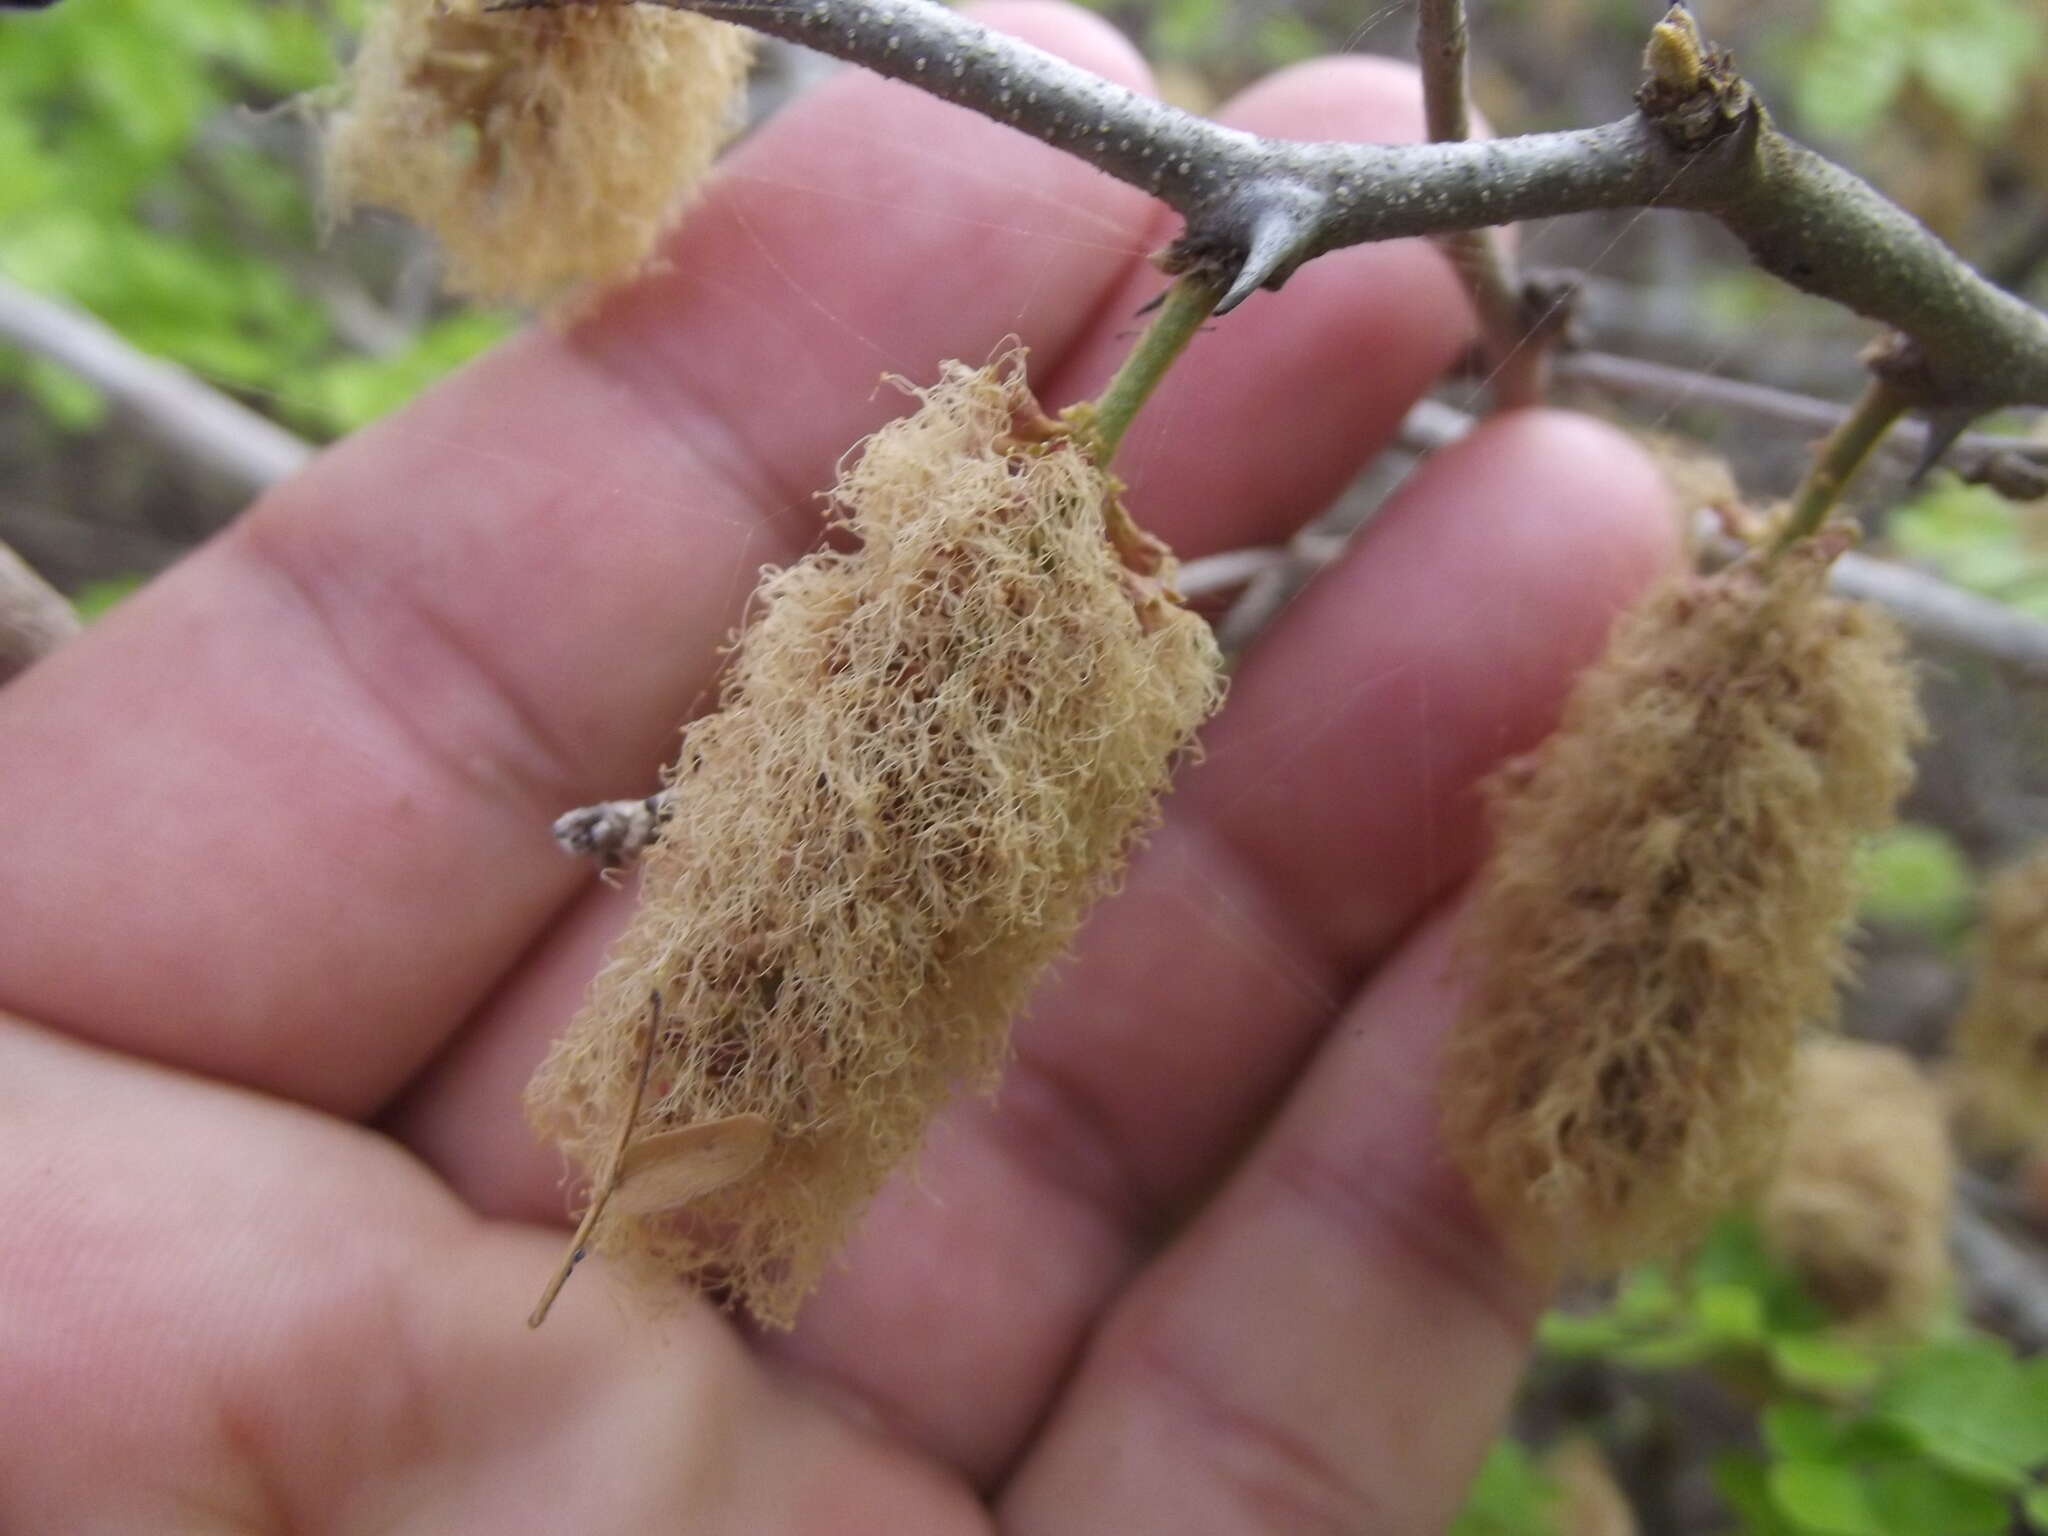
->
[1543,1439,1638,1536]
[323,0,750,308]
[1950,851,2048,1157]
[1440,539,1922,1273]
[1758,1038,1952,1337]
[526,357,1223,1327]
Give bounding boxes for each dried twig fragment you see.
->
[1759,1038,1952,1337]
[553,791,671,865]
[0,539,78,686]
[527,356,1222,1327]
[1441,538,1922,1273]
[324,0,751,308]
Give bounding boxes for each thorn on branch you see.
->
[1159,182,1323,315]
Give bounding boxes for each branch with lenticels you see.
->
[602,0,2048,418]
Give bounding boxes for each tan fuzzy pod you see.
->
[1759,1038,1952,1337]
[324,0,750,308]
[1543,1439,1637,1536]
[1951,851,2048,1157]
[527,356,1223,1328]
[1440,541,1922,1273]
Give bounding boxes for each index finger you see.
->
[0,2,1159,1114]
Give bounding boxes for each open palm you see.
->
[0,8,1671,1530]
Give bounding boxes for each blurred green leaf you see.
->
[2023,1482,2048,1531]
[0,0,506,449]
[1148,0,1227,62]
[1865,1460,2012,1536]
[19,355,107,429]
[1890,477,2048,619]
[1720,1452,1804,1536]
[1770,1460,1884,1536]
[1697,1214,1831,1335]
[1796,0,1909,139]
[1857,824,1974,938]
[1795,0,2045,140]
[294,309,513,433]
[1252,13,1320,68]
[1695,1280,1768,1346]
[1448,1440,1559,1536]
[1765,1402,1852,1462]
[1877,1339,2048,1487]
[1536,1310,1636,1356]
[70,574,147,621]
[1613,1261,1680,1321]
[1913,0,2044,136]
[1770,1334,1883,1397]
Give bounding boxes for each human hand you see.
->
[0,8,1671,1529]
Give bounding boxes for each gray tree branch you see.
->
[0,275,313,495]
[638,0,2048,411]
[1556,350,2048,497]
[1415,0,1543,409]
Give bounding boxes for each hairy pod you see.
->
[324,0,750,307]
[1440,541,1922,1273]
[526,357,1223,1327]
[1544,1438,1638,1536]
[1950,851,2048,1157]
[1759,1038,1952,1337]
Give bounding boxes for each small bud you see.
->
[323,0,751,309]
[1440,542,1922,1273]
[1544,1438,1637,1536]
[1950,852,2048,1157]
[526,356,1223,1327]
[1641,6,1704,97]
[1759,1039,1952,1337]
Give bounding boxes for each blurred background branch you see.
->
[7,5,2048,1530]
[0,274,310,494]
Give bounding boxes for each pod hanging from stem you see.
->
[1441,531,1922,1273]
[323,0,751,309]
[527,341,1223,1328]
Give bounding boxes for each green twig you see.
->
[1772,378,1909,555]
[1082,276,1222,463]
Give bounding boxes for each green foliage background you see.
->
[6,3,2048,1529]
[0,0,511,441]
[1452,1217,2048,1536]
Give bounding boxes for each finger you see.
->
[395,54,1471,1217]
[755,410,1671,1481]
[1042,54,1476,557]
[0,1015,986,1533]
[998,911,1528,1536]
[406,402,1672,1486]
[0,2,1158,1115]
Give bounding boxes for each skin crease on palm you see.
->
[0,6,1676,1532]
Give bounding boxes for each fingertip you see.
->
[963,0,1156,97]
[1440,406,1683,615]
[1217,52,1429,143]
